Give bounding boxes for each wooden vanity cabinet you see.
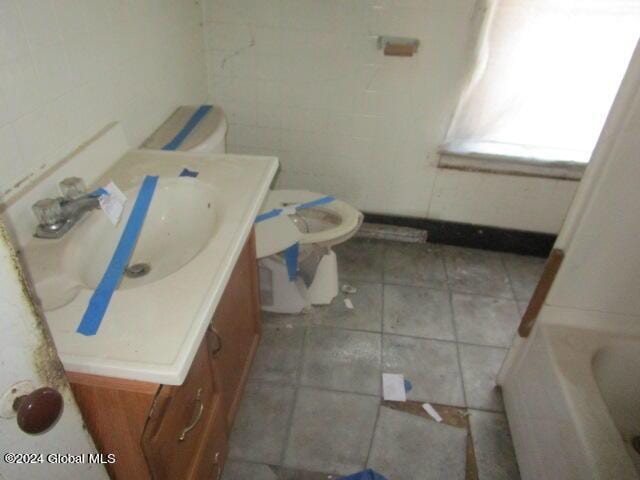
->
[68,231,260,480]
[206,231,261,432]
[141,341,226,480]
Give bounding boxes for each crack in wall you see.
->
[220,31,256,71]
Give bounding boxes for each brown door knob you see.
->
[13,387,63,434]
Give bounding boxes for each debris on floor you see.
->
[341,284,358,294]
[344,298,354,309]
[355,222,428,243]
[381,400,468,429]
[340,469,388,480]
[422,402,443,423]
[382,373,407,402]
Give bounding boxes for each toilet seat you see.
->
[257,190,363,252]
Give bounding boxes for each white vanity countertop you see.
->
[25,149,278,385]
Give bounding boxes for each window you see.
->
[442,0,640,168]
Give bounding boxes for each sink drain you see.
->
[632,436,640,455]
[124,262,151,279]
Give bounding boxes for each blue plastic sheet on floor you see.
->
[340,469,388,480]
[179,167,199,177]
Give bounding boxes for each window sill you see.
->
[438,144,586,181]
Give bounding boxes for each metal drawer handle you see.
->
[178,388,204,441]
[208,324,222,356]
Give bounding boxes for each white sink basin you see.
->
[70,177,217,290]
[31,177,217,311]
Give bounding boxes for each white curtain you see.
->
[444,0,640,163]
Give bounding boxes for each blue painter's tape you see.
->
[255,208,283,223]
[295,195,335,211]
[254,196,335,224]
[162,105,213,151]
[76,175,159,336]
[341,469,388,480]
[179,168,199,177]
[255,196,335,281]
[89,187,110,197]
[283,242,299,281]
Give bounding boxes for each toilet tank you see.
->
[142,105,227,153]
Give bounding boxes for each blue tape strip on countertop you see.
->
[76,175,159,336]
[162,105,213,151]
[179,168,199,178]
[89,187,110,197]
[254,196,335,224]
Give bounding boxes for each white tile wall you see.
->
[0,0,207,201]
[429,167,580,233]
[203,0,580,233]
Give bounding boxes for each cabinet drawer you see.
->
[142,341,218,480]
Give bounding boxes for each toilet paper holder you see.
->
[377,36,420,57]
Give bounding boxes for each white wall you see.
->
[545,40,640,319]
[202,0,580,233]
[0,0,207,202]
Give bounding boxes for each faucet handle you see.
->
[32,198,63,227]
[59,177,86,199]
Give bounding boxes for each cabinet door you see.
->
[142,340,223,480]
[208,231,261,430]
[191,399,228,480]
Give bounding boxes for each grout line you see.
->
[364,402,382,469]
[498,253,525,370]
[444,255,468,409]
[364,279,385,469]
[465,405,507,415]
[246,378,298,388]
[294,384,382,400]
[275,321,511,351]
[343,276,518,302]
[276,324,308,468]
[244,379,508,413]
[380,240,387,285]
[246,376,506,415]
[500,254,521,303]
[382,279,451,293]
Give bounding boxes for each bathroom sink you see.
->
[14,128,278,384]
[33,177,217,310]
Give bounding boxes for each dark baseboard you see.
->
[363,213,556,258]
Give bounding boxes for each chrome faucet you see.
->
[32,177,101,239]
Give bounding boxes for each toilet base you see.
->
[259,249,339,314]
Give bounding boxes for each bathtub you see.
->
[593,343,640,474]
[502,319,640,479]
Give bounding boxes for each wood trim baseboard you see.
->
[518,248,564,337]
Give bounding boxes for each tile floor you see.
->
[223,239,545,480]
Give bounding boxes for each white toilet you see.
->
[143,105,363,314]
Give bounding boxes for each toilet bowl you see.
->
[143,105,363,314]
[261,189,363,248]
